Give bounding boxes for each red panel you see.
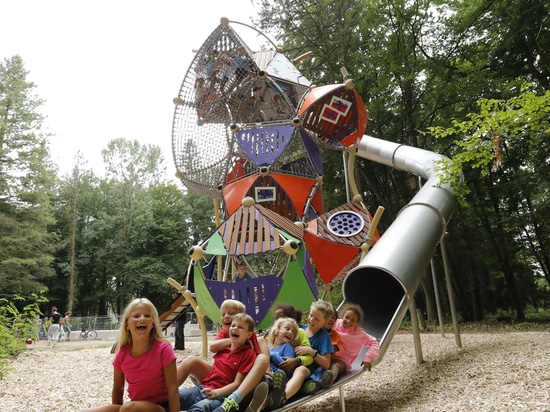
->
[222,175,257,215]
[304,230,360,284]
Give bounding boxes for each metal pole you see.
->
[408,295,424,365]
[440,238,462,348]
[430,258,446,337]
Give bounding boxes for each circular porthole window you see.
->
[326,211,365,237]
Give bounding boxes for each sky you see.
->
[1,1,261,179]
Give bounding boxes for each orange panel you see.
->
[271,173,316,218]
[298,84,342,115]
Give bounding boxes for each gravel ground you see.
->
[1,328,549,412]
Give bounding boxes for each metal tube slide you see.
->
[343,135,456,362]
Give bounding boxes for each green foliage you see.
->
[2,2,549,330]
[0,292,47,379]
[0,56,57,299]
[429,85,550,200]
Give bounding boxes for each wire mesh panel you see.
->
[171,21,298,198]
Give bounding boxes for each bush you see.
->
[0,293,48,379]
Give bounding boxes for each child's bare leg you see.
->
[329,360,346,383]
[237,354,270,397]
[284,366,310,399]
[177,355,212,386]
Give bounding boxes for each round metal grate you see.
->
[326,211,365,237]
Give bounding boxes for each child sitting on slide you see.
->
[178,299,270,412]
[281,300,334,402]
[329,303,380,384]
[266,317,300,408]
[324,311,341,353]
[178,313,257,412]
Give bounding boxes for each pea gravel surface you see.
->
[1,328,549,412]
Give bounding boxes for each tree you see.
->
[0,55,57,298]
[430,87,550,320]
[53,153,99,312]
[254,0,550,321]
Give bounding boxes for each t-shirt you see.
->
[302,325,333,356]
[328,329,342,350]
[300,325,333,371]
[270,342,295,376]
[201,344,256,389]
[113,339,176,403]
[235,273,253,282]
[50,312,61,324]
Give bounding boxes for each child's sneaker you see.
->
[214,397,240,412]
[300,378,320,395]
[190,374,200,387]
[320,370,333,389]
[268,369,287,409]
[246,381,269,412]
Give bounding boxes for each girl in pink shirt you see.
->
[80,298,179,412]
[329,303,380,383]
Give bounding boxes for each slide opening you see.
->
[343,267,406,341]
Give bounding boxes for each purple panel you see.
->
[202,256,217,280]
[236,125,295,166]
[300,129,324,174]
[205,275,283,325]
[303,250,318,297]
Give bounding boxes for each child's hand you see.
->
[201,387,218,399]
[294,346,308,356]
[279,357,299,372]
[363,361,372,371]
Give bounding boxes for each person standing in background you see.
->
[47,306,62,346]
[62,311,72,341]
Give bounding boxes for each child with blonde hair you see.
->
[281,300,334,402]
[329,303,380,383]
[268,317,300,376]
[265,317,300,408]
[80,298,179,412]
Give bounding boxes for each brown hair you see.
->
[338,303,364,324]
[232,313,255,332]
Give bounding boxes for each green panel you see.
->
[256,257,316,329]
[204,231,227,256]
[194,266,221,324]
